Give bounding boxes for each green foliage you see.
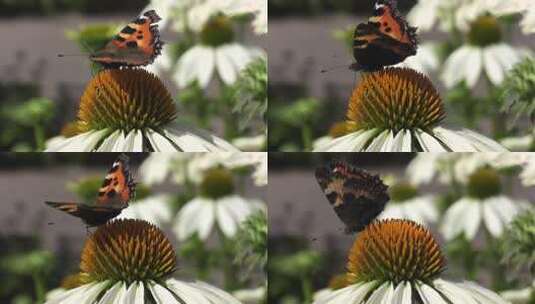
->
[502,57,535,127]
[0,97,55,151]
[502,209,535,278]
[235,211,268,272]
[233,57,268,131]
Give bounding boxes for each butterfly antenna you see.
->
[320,64,351,74]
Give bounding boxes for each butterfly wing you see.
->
[45,202,122,227]
[96,154,136,208]
[90,10,163,68]
[315,161,389,233]
[352,0,417,71]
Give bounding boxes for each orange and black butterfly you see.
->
[315,161,389,233]
[350,0,418,72]
[45,154,135,227]
[89,10,163,68]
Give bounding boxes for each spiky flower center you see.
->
[78,69,177,133]
[467,167,502,199]
[201,15,235,47]
[389,182,418,203]
[200,168,235,199]
[347,219,446,285]
[468,15,502,47]
[328,121,350,138]
[346,68,445,133]
[80,219,176,285]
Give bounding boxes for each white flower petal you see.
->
[119,130,143,152]
[148,281,180,304]
[175,46,215,88]
[414,129,448,151]
[165,124,239,152]
[175,198,214,241]
[433,279,483,304]
[391,130,412,152]
[415,282,448,304]
[483,46,505,85]
[187,281,242,304]
[462,281,510,304]
[366,130,392,152]
[392,281,412,304]
[96,130,123,152]
[97,282,125,304]
[314,129,379,152]
[45,129,108,152]
[123,282,144,304]
[442,46,473,88]
[482,199,504,237]
[441,198,481,240]
[465,47,483,88]
[166,280,212,304]
[365,282,392,304]
[145,129,180,151]
[216,200,239,237]
[216,46,238,85]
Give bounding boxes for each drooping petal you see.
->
[414,130,448,152]
[415,281,448,304]
[45,129,109,152]
[483,46,505,85]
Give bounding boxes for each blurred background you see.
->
[0,0,267,151]
[0,152,267,304]
[268,153,535,303]
[268,0,535,151]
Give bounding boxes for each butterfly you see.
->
[315,160,389,233]
[45,154,136,227]
[349,0,418,72]
[89,10,163,68]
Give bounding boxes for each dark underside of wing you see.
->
[45,202,124,227]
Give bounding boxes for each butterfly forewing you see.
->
[351,0,418,71]
[90,10,163,68]
[315,161,389,233]
[45,202,122,227]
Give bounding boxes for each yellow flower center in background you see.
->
[346,68,445,133]
[468,15,502,47]
[201,15,235,47]
[467,167,502,200]
[80,219,176,285]
[200,167,235,199]
[78,69,177,133]
[388,182,419,203]
[347,219,446,285]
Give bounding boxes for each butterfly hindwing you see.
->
[90,10,163,68]
[315,161,389,233]
[351,0,418,71]
[45,202,122,227]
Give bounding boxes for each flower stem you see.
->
[302,124,312,151]
[34,124,45,151]
[301,276,313,304]
[32,271,45,304]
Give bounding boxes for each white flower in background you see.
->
[45,69,238,152]
[174,195,264,241]
[45,219,241,304]
[406,153,450,185]
[379,178,438,225]
[314,219,509,304]
[117,195,173,227]
[441,167,525,240]
[232,286,266,304]
[442,43,524,88]
[500,281,535,304]
[175,0,264,88]
[138,153,181,186]
[175,43,263,88]
[232,134,266,152]
[501,133,534,151]
[492,0,535,34]
[222,0,267,34]
[397,43,440,75]
[442,15,527,88]
[314,68,507,152]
